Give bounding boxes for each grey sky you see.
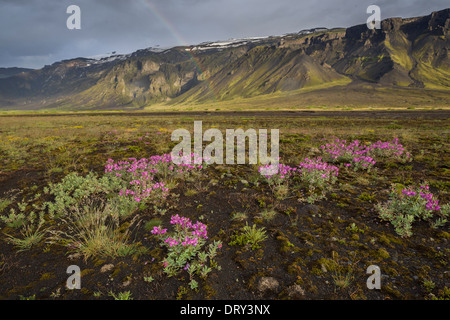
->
[0,0,448,68]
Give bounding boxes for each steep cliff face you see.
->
[0,68,34,79]
[328,9,449,87]
[0,9,448,110]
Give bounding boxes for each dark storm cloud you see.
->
[0,0,448,68]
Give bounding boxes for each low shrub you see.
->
[151,214,222,289]
[375,183,449,237]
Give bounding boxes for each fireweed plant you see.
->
[258,163,297,199]
[375,183,449,237]
[257,138,414,203]
[259,158,339,203]
[320,138,411,171]
[5,153,210,257]
[297,157,339,203]
[105,153,206,206]
[151,214,222,289]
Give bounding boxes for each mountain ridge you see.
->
[0,8,448,111]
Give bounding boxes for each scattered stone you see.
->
[240,179,249,185]
[321,263,328,273]
[296,204,320,215]
[100,264,115,273]
[67,252,82,260]
[122,279,131,287]
[258,277,279,293]
[287,284,305,299]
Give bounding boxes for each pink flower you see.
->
[151,226,167,235]
[165,237,179,247]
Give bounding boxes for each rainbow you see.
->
[135,0,218,102]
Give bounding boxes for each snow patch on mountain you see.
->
[86,53,131,65]
[186,36,269,51]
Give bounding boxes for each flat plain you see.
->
[0,110,448,300]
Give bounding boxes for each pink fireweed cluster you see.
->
[118,181,168,202]
[368,138,411,160]
[400,185,440,211]
[105,153,207,202]
[105,153,205,180]
[152,215,208,248]
[258,157,340,203]
[320,138,411,170]
[170,214,208,240]
[377,183,448,237]
[351,156,376,170]
[151,226,167,235]
[258,163,297,184]
[320,139,367,162]
[296,158,339,196]
[259,158,339,183]
[152,214,222,281]
[298,157,339,178]
[148,153,207,177]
